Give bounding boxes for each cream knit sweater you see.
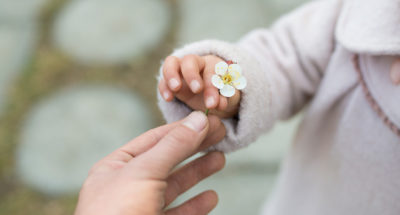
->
[158,0,400,214]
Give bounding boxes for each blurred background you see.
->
[0,0,308,214]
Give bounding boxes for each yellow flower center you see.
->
[222,74,233,84]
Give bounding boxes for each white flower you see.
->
[211,61,247,97]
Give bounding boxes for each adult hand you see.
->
[75,111,226,215]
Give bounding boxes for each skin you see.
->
[159,55,241,118]
[75,112,226,215]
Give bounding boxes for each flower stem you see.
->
[205,109,209,116]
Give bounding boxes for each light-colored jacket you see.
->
[158,0,400,214]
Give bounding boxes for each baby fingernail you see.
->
[163,91,170,100]
[190,80,201,92]
[183,111,207,132]
[206,97,215,108]
[169,78,180,90]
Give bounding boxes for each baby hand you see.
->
[158,55,241,118]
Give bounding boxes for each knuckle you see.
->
[162,66,169,77]
[181,57,198,73]
[165,55,178,64]
[209,55,224,63]
[166,126,199,149]
[147,127,163,144]
[182,54,197,63]
[193,157,210,178]
[168,129,189,144]
[168,174,184,194]
[205,126,225,146]
[208,115,221,131]
[203,55,215,63]
[164,56,179,75]
[204,88,217,96]
[209,152,226,170]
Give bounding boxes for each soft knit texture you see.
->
[336,0,400,55]
[157,0,400,214]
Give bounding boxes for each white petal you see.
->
[233,76,247,90]
[211,75,224,89]
[220,84,235,97]
[215,61,228,76]
[228,64,242,79]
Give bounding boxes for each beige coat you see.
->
[158,0,400,214]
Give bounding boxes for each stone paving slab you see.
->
[53,0,171,64]
[16,85,154,195]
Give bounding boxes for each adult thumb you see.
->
[131,111,209,179]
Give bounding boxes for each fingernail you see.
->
[183,111,207,132]
[206,97,215,108]
[163,91,170,100]
[190,80,201,92]
[169,78,180,90]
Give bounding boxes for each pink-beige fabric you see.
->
[157,0,400,214]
